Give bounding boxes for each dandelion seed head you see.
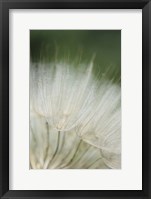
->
[30,60,121,169]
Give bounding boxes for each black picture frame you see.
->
[0,0,150,198]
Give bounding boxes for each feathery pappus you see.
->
[30,60,121,169]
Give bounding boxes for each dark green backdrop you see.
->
[30,30,121,83]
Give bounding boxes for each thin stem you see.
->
[69,145,90,168]
[87,158,102,169]
[70,144,99,169]
[61,139,82,168]
[44,121,49,163]
[30,127,39,167]
[30,126,37,145]
[47,131,61,168]
[58,135,77,166]
[53,132,66,168]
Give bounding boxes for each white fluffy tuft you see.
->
[30,61,121,169]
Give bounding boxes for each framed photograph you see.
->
[0,0,150,198]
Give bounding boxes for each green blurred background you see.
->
[30,30,121,83]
